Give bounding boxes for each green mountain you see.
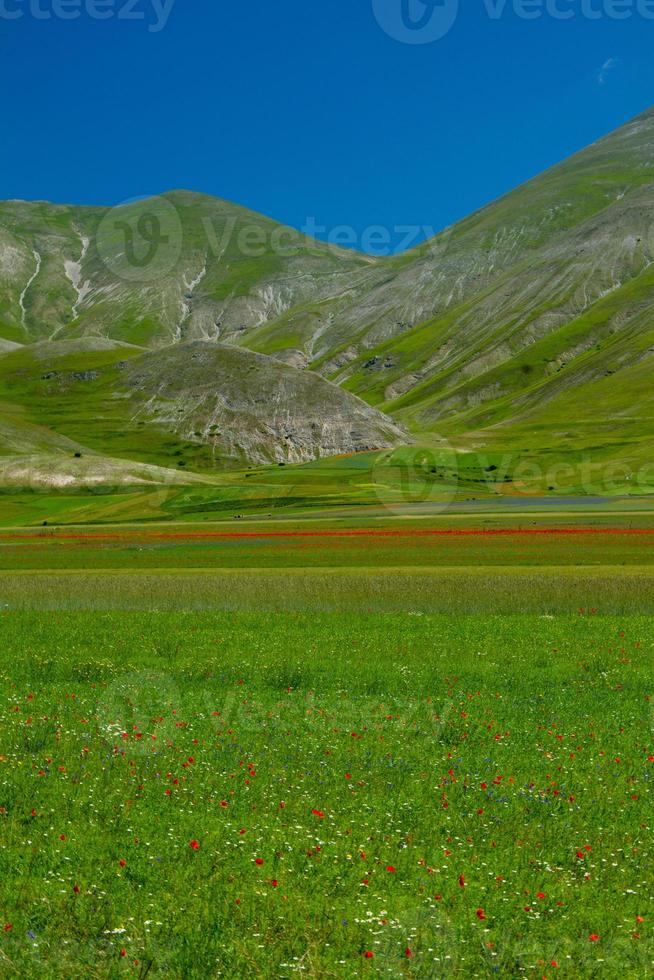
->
[1,107,654,493]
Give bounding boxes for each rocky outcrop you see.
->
[118,341,407,464]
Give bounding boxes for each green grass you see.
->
[2,530,654,573]
[0,445,652,529]
[3,566,654,615]
[0,609,653,977]
[1,499,653,975]
[0,343,227,473]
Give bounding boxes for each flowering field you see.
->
[2,523,654,572]
[0,609,652,976]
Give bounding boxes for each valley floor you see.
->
[0,503,652,976]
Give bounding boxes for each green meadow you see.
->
[0,499,653,977]
[0,608,653,978]
[0,442,653,530]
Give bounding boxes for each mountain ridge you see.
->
[1,106,653,486]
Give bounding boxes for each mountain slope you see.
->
[1,107,654,484]
[328,110,654,403]
[0,193,381,351]
[109,341,407,464]
[0,339,405,477]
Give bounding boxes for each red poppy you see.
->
[119,859,126,867]
[311,809,325,818]
[458,875,465,888]
[73,885,80,894]
[405,948,413,958]
[363,951,374,959]
[3,924,12,933]
[189,840,200,851]
[386,865,396,873]
[589,934,600,942]
[255,858,264,866]
[270,879,279,888]
[476,908,486,920]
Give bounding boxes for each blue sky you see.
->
[3,0,654,251]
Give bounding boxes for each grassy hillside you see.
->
[0,339,405,486]
[0,192,379,350]
[1,108,653,500]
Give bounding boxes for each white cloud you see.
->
[597,57,621,86]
